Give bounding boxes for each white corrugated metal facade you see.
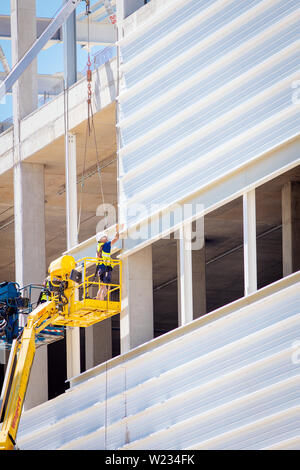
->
[118,0,300,242]
[7,0,300,451]
[17,274,300,449]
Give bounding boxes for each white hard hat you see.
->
[96,232,106,242]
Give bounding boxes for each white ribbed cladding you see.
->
[121,45,299,148]
[121,0,285,86]
[121,0,213,62]
[17,274,300,450]
[17,318,299,449]
[117,0,300,233]
[121,71,298,185]
[124,111,300,227]
[187,408,300,450]
[264,437,300,450]
[118,382,299,450]
[119,0,295,110]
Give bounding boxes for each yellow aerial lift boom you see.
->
[0,0,120,451]
[0,254,121,450]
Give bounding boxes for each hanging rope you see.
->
[90,100,106,216]
[77,3,108,237]
[77,116,89,235]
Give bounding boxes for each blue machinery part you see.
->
[0,283,64,350]
[0,282,23,343]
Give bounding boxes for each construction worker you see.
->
[38,277,51,305]
[96,226,120,300]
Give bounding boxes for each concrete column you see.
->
[282,182,300,276]
[177,221,206,323]
[11,0,43,289]
[116,0,125,23]
[14,164,47,410]
[11,1,46,409]
[10,0,38,121]
[24,346,48,410]
[243,190,257,296]
[177,223,193,326]
[85,319,112,369]
[192,245,206,319]
[120,245,153,353]
[66,326,81,379]
[14,163,46,291]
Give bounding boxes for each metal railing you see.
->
[19,284,65,339]
[39,46,116,108]
[0,117,13,135]
[82,46,116,73]
[77,256,121,304]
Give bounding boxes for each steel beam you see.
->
[0,15,116,46]
[0,46,10,74]
[63,0,77,88]
[76,20,116,44]
[64,130,81,380]
[0,15,62,42]
[65,133,78,251]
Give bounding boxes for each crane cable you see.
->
[77,1,107,237]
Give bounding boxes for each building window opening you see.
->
[205,198,244,313]
[153,236,178,337]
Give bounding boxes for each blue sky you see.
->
[0,1,104,120]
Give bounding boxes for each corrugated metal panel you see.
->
[264,437,300,450]
[118,384,299,450]
[188,407,300,450]
[121,136,300,256]
[17,273,300,450]
[117,0,300,232]
[121,0,213,63]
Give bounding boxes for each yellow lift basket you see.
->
[0,254,122,450]
[52,256,122,327]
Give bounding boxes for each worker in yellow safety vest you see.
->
[96,226,120,300]
[39,278,51,304]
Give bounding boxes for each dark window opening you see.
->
[48,338,69,400]
[256,164,300,287]
[205,197,244,313]
[153,237,178,337]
